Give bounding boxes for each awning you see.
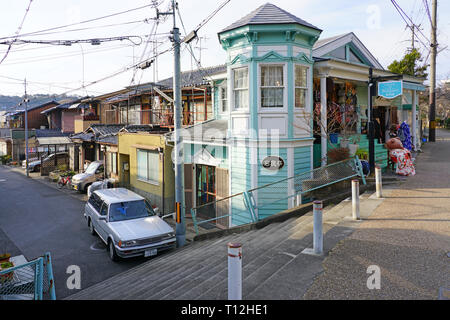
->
[37,136,73,145]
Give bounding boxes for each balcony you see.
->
[103,109,211,128]
[74,114,100,133]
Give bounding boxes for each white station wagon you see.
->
[84,188,176,261]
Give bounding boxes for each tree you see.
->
[387,49,428,78]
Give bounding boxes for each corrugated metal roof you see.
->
[220,3,321,34]
[37,136,72,145]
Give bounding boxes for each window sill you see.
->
[137,178,160,187]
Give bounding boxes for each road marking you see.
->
[90,242,107,252]
[0,179,6,182]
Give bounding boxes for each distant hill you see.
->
[0,94,81,111]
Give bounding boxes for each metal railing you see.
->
[0,252,56,300]
[103,109,212,127]
[190,157,366,235]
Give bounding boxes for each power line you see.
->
[0,43,135,66]
[0,4,157,41]
[391,0,431,47]
[0,0,34,65]
[0,35,143,47]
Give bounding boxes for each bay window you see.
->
[295,65,309,108]
[261,65,284,108]
[137,149,159,184]
[233,67,249,110]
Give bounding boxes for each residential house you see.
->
[117,125,173,214]
[0,128,12,157]
[6,101,59,129]
[70,124,125,173]
[41,98,90,134]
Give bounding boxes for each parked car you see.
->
[22,158,41,172]
[84,188,176,261]
[71,161,104,193]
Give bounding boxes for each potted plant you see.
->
[0,261,15,283]
[0,253,11,263]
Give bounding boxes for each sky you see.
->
[0,0,449,98]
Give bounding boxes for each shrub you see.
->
[327,147,350,164]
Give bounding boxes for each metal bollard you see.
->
[296,193,302,207]
[313,201,323,255]
[352,180,360,220]
[375,166,383,198]
[228,243,242,300]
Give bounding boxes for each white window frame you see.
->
[218,82,228,114]
[232,66,249,111]
[294,64,310,111]
[258,62,288,113]
[137,149,160,185]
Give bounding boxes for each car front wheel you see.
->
[109,240,119,262]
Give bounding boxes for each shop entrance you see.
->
[196,164,216,221]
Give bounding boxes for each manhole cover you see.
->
[90,242,107,251]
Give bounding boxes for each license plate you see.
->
[144,249,157,257]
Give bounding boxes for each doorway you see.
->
[196,164,216,220]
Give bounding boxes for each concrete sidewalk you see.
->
[304,130,450,300]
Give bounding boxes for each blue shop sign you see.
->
[378,81,403,99]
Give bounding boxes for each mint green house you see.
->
[181,3,426,229]
[182,3,322,227]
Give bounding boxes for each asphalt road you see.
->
[0,166,149,299]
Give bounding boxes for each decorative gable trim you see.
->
[313,32,383,69]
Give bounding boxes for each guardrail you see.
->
[190,157,366,235]
[0,252,56,300]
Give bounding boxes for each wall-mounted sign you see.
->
[262,156,285,171]
[378,81,403,99]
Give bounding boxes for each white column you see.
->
[320,77,327,167]
[412,90,418,150]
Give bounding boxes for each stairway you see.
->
[67,192,384,300]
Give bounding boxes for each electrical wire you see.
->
[0,4,158,41]
[391,0,431,47]
[0,0,34,65]
[0,43,136,66]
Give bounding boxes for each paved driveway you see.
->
[0,166,148,299]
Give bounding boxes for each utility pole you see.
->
[429,0,438,142]
[24,78,29,178]
[165,0,185,247]
[368,68,375,175]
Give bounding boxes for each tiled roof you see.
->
[156,65,227,89]
[35,129,70,138]
[121,124,170,134]
[89,124,125,136]
[220,3,321,33]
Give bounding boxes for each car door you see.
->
[95,201,110,242]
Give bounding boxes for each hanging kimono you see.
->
[398,122,412,151]
[390,149,416,176]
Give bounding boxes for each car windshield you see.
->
[85,163,99,175]
[109,200,151,222]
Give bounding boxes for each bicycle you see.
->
[57,174,72,189]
